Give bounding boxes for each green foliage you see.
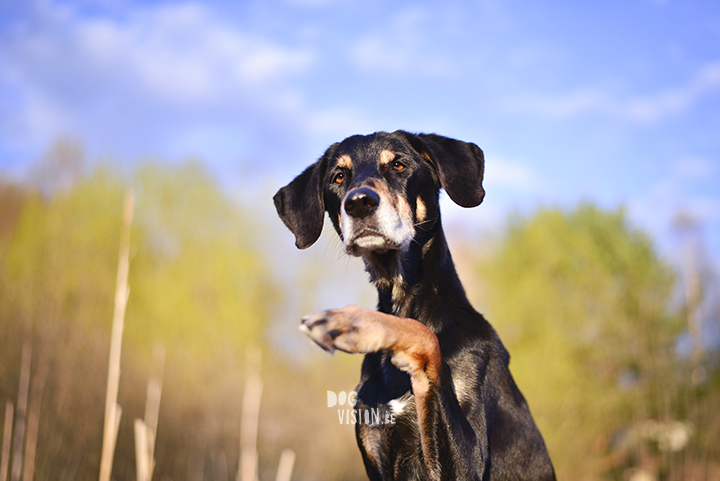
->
[127,161,269,360]
[0,153,372,481]
[474,203,684,479]
[4,148,715,481]
[4,169,124,336]
[0,159,280,480]
[1,169,127,480]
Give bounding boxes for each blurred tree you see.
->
[472,204,685,480]
[128,160,271,360]
[0,156,279,480]
[1,167,126,480]
[5,151,717,480]
[117,161,277,479]
[28,138,86,196]
[0,181,33,241]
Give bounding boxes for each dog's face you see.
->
[274,130,485,256]
[324,133,441,256]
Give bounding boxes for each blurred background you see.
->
[1,0,719,480]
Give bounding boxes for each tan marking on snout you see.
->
[369,179,391,201]
[338,212,343,232]
[379,150,396,165]
[337,154,352,169]
[396,194,413,225]
[416,196,427,223]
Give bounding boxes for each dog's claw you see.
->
[299,314,337,354]
[298,306,382,355]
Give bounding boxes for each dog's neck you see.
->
[362,220,469,333]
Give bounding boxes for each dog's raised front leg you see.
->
[300,305,486,480]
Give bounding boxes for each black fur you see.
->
[274,131,555,480]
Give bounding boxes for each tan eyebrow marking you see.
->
[337,155,352,169]
[380,150,396,165]
[421,151,433,164]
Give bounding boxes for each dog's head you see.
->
[273,131,485,256]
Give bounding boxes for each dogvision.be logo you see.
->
[327,391,396,426]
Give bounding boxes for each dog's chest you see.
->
[386,391,412,416]
[358,360,415,422]
[356,391,414,430]
[355,349,475,476]
[353,357,417,469]
[355,390,417,473]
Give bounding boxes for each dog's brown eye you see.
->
[392,161,406,172]
[333,173,345,184]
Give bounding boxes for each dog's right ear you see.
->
[395,131,485,208]
[273,144,337,249]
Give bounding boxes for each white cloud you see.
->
[628,162,720,258]
[435,154,544,235]
[484,156,539,190]
[0,0,318,163]
[67,2,314,103]
[284,0,339,6]
[505,60,720,123]
[625,62,720,122]
[350,6,454,77]
[507,88,609,118]
[672,156,719,180]
[304,107,374,138]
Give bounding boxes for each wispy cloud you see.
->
[504,60,720,123]
[672,156,719,180]
[0,1,315,158]
[484,156,539,191]
[628,152,720,256]
[350,6,455,77]
[304,107,374,138]
[64,3,311,94]
[625,62,720,122]
[630,180,720,241]
[439,155,543,234]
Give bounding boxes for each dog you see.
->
[273,131,555,480]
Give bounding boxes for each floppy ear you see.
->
[273,145,336,249]
[396,131,485,207]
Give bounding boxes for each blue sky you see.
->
[1,0,719,263]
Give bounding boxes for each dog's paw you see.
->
[300,305,388,355]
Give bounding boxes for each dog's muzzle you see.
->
[341,187,414,256]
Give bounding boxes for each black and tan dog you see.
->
[273,131,555,480]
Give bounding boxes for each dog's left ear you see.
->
[273,145,336,249]
[396,131,485,207]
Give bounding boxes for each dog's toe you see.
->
[298,306,383,355]
[299,312,337,353]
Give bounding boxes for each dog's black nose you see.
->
[344,188,379,219]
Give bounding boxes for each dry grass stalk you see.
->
[135,342,164,481]
[134,420,150,481]
[22,352,51,481]
[274,449,296,481]
[10,343,31,481]
[144,343,164,470]
[238,347,263,481]
[1,402,13,481]
[212,451,229,481]
[99,190,134,481]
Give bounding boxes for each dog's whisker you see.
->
[413,217,437,228]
